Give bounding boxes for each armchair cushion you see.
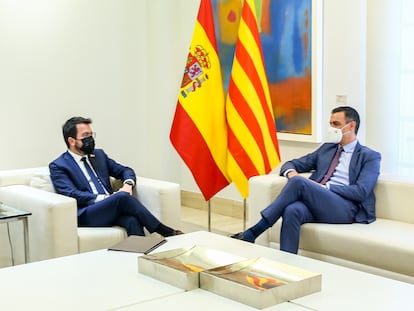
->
[29,171,55,193]
[78,227,127,253]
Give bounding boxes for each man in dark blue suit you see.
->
[231,106,381,254]
[49,117,183,237]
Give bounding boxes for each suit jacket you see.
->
[280,142,381,223]
[49,149,136,214]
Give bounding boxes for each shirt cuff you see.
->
[123,179,135,187]
[284,169,295,178]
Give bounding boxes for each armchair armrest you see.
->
[248,175,287,246]
[0,185,78,263]
[134,177,181,229]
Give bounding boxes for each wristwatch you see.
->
[124,180,134,187]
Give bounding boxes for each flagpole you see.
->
[243,199,247,231]
[208,200,211,232]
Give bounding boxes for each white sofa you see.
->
[248,174,414,284]
[0,167,181,268]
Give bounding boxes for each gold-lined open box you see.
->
[138,246,321,309]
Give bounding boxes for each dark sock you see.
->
[243,218,270,242]
[155,223,175,237]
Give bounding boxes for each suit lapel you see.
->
[349,142,362,184]
[323,145,339,175]
[88,153,112,193]
[63,151,92,191]
[88,154,103,181]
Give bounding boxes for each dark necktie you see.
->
[81,157,106,194]
[320,146,343,185]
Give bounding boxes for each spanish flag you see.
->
[170,0,230,201]
[226,0,281,198]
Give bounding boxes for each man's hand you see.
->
[287,170,299,179]
[116,184,133,195]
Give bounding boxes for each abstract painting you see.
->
[212,0,322,141]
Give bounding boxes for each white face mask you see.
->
[326,123,351,143]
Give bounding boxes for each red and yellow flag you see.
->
[226,0,281,198]
[170,0,230,201]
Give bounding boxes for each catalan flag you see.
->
[226,0,281,198]
[170,0,230,201]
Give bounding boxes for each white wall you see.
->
[0,0,368,202]
[366,0,402,175]
[0,0,197,182]
[0,0,145,170]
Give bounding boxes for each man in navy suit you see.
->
[231,106,381,254]
[49,117,183,237]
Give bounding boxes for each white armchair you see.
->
[0,167,181,267]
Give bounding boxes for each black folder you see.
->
[108,235,167,254]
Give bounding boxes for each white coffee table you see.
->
[136,231,414,311]
[114,288,308,311]
[0,247,182,310]
[0,231,413,310]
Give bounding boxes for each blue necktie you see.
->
[81,157,106,194]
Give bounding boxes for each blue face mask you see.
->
[80,136,95,154]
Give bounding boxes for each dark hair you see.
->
[331,106,360,134]
[62,117,92,148]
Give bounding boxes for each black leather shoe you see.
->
[172,230,184,235]
[230,232,245,240]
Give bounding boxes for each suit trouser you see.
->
[261,177,358,254]
[78,192,161,236]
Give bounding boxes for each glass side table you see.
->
[0,202,31,264]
